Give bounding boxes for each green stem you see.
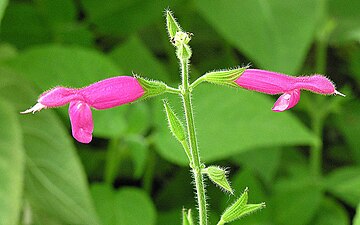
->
[190,76,205,90]
[180,58,208,225]
[165,85,181,94]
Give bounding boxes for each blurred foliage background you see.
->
[0,0,359,224]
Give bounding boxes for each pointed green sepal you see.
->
[201,66,248,88]
[166,9,182,40]
[218,188,265,225]
[163,100,186,142]
[182,208,194,225]
[204,166,233,194]
[136,76,167,99]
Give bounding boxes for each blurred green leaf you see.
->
[6,45,131,139]
[109,35,170,82]
[354,202,360,225]
[0,43,17,62]
[1,1,93,48]
[334,100,360,163]
[153,85,317,165]
[156,169,193,210]
[0,68,100,224]
[80,0,167,35]
[34,0,76,25]
[195,0,324,74]
[1,2,51,48]
[325,166,360,207]
[232,147,281,184]
[128,136,149,178]
[328,0,360,44]
[157,209,182,225]
[33,0,94,47]
[0,0,7,27]
[271,177,323,225]
[126,103,151,135]
[91,184,156,225]
[350,50,360,85]
[0,100,24,225]
[311,197,350,225]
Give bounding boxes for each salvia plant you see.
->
[21,10,344,225]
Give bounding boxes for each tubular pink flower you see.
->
[21,76,145,143]
[235,69,344,112]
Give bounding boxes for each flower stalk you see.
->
[180,57,208,225]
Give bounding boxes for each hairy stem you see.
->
[180,58,208,225]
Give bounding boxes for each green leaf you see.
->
[128,135,149,179]
[155,169,193,210]
[0,99,24,225]
[325,166,360,207]
[271,177,323,225]
[34,0,76,25]
[311,197,350,225]
[125,103,151,135]
[6,44,130,139]
[80,0,167,35]
[1,2,51,48]
[350,50,360,86]
[232,147,281,184]
[153,85,317,165]
[334,100,360,162]
[0,0,8,26]
[195,0,324,74]
[33,0,94,47]
[354,202,360,225]
[0,68,100,224]
[91,184,156,225]
[109,35,170,82]
[328,0,360,44]
[0,43,17,62]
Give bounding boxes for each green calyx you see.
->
[136,76,167,99]
[200,66,248,88]
[204,166,233,194]
[218,188,265,225]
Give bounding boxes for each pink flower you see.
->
[21,76,145,143]
[235,69,344,112]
